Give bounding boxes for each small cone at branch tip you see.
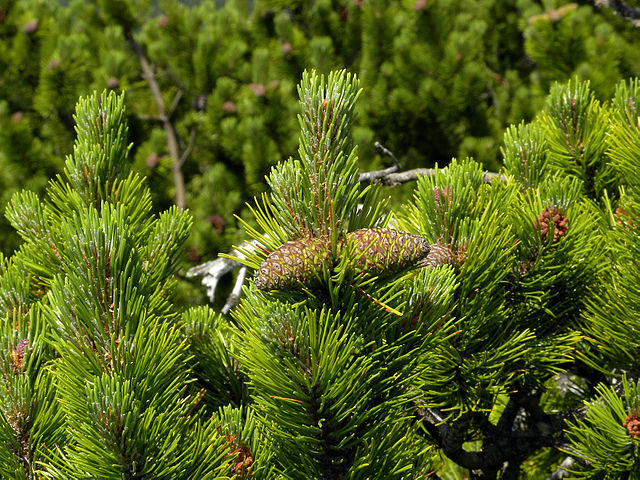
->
[419,243,460,268]
[537,206,569,242]
[10,339,29,373]
[623,413,640,439]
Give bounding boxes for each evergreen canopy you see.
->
[2,68,640,478]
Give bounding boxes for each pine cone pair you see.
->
[255,228,434,291]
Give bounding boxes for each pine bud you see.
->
[248,83,267,97]
[222,101,237,114]
[623,413,640,439]
[10,339,29,373]
[255,237,331,291]
[22,20,38,34]
[536,207,569,242]
[107,77,120,90]
[346,228,431,277]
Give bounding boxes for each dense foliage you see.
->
[4,68,640,478]
[1,0,639,264]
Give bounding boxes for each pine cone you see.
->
[346,228,431,277]
[536,207,568,242]
[255,237,331,291]
[419,243,460,268]
[224,433,253,477]
[623,413,640,439]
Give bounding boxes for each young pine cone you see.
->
[255,237,331,291]
[345,228,431,277]
[623,413,640,439]
[537,207,569,242]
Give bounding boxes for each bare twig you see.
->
[179,128,197,167]
[596,0,640,26]
[168,89,184,119]
[358,165,399,183]
[374,141,401,167]
[137,114,165,122]
[126,34,189,208]
[359,167,506,187]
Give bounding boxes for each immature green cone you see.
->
[255,237,331,291]
[346,228,431,277]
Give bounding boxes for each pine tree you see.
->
[3,0,640,271]
[0,91,237,478]
[216,71,640,478]
[3,52,640,480]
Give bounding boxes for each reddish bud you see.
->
[433,186,452,205]
[207,214,225,234]
[145,154,159,169]
[10,339,29,373]
[222,101,237,113]
[248,83,267,97]
[10,111,23,123]
[107,77,120,90]
[280,42,292,54]
[22,20,38,34]
[187,246,200,262]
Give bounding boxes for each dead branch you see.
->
[126,34,189,208]
[596,0,640,26]
[359,167,506,187]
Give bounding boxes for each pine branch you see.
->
[190,161,504,309]
[358,167,505,186]
[545,457,575,480]
[125,34,190,208]
[596,0,640,26]
[178,127,196,168]
[415,388,568,477]
[374,141,401,167]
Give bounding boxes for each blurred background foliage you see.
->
[1,0,639,304]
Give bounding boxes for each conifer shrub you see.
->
[214,71,640,478]
[3,43,640,480]
[0,92,236,478]
[1,0,640,268]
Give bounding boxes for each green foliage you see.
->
[564,378,640,478]
[2,0,640,271]
[223,71,640,478]
[1,1,640,475]
[0,91,235,477]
